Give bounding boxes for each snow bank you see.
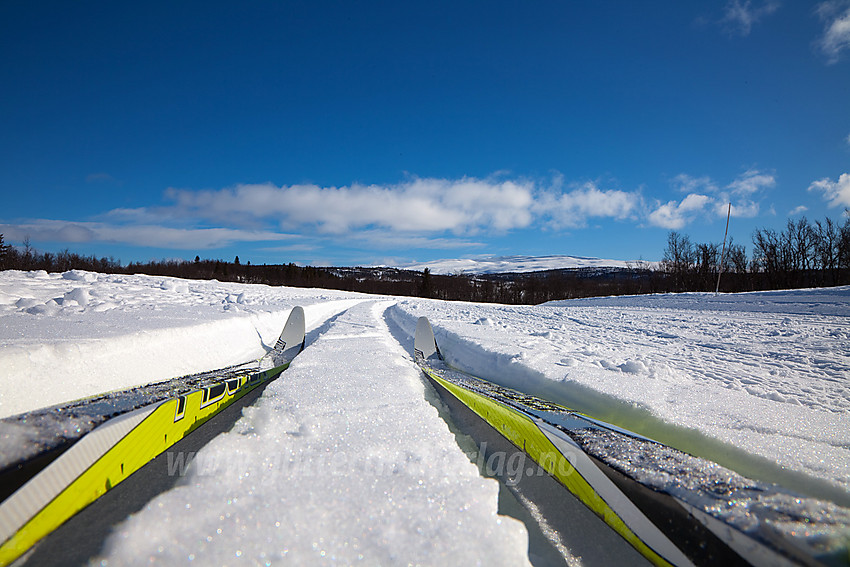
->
[0,270,366,418]
[390,288,850,502]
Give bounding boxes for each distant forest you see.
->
[1,213,849,305]
[660,214,850,293]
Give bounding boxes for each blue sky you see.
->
[1,1,849,267]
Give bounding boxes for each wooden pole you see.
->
[715,203,731,294]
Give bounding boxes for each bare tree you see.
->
[814,218,840,284]
[695,242,720,290]
[785,217,815,282]
[726,239,748,274]
[22,236,33,264]
[662,232,695,290]
[752,228,781,286]
[839,214,850,272]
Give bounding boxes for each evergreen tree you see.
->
[0,234,9,269]
[420,268,433,298]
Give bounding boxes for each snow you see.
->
[390,289,850,505]
[0,270,365,418]
[95,301,530,565]
[1,269,849,563]
[391,254,639,274]
[571,428,850,557]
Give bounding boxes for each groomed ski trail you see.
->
[94,300,531,566]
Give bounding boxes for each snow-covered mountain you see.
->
[392,254,647,274]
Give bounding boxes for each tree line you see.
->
[662,214,850,292]
[0,234,660,304]
[2,213,848,305]
[0,236,122,274]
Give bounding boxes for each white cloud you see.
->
[705,169,774,219]
[648,194,712,229]
[537,182,642,229]
[709,197,760,219]
[151,177,653,242]
[816,1,850,63]
[789,205,809,216]
[721,0,780,36]
[808,172,850,207]
[5,176,648,253]
[726,168,776,195]
[0,220,294,250]
[166,177,535,235]
[671,174,719,194]
[681,193,713,211]
[727,199,761,217]
[0,220,98,243]
[649,169,772,229]
[670,169,774,199]
[163,177,653,237]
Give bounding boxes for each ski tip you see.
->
[414,316,442,363]
[270,306,306,366]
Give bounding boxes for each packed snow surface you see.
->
[1,269,848,563]
[392,254,637,274]
[98,301,530,565]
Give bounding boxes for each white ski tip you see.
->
[270,306,306,366]
[414,316,442,363]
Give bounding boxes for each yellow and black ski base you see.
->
[0,307,306,566]
[413,316,849,567]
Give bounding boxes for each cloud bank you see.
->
[165,178,536,235]
[1,171,780,251]
[0,220,294,250]
[162,177,652,237]
[162,172,771,238]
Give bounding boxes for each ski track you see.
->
[1,270,849,561]
[95,300,531,566]
[389,289,850,499]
